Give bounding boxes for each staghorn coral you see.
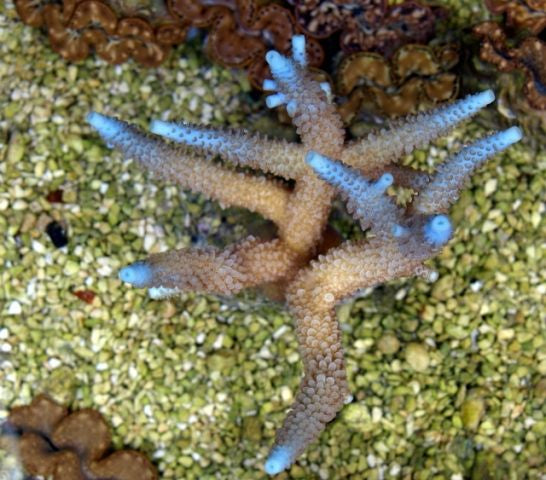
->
[3,394,157,480]
[15,0,188,66]
[86,35,522,474]
[336,43,460,122]
[473,20,546,109]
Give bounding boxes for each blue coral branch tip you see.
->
[495,126,523,148]
[266,93,287,109]
[424,215,453,247]
[431,90,495,130]
[475,89,495,107]
[319,81,332,100]
[86,111,122,141]
[262,79,277,91]
[265,50,297,83]
[265,446,293,475]
[305,150,329,170]
[119,262,152,287]
[150,120,212,148]
[373,173,393,193]
[291,35,307,66]
[454,90,494,116]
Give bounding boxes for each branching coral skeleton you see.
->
[87,35,522,475]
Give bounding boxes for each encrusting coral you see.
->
[168,0,324,89]
[336,43,460,121]
[87,35,522,475]
[2,394,157,480]
[13,0,324,88]
[484,0,546,33]
[289,0,443,56]
[473,20,546,110]
[14,0,188,66]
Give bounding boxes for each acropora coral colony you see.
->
[87,36,522,475]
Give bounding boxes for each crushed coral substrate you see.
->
[0,1,544,479]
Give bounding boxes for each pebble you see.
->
[405,343,430,372]
[7,301,22,315]
[461,397,485,430]
[377,333,400,354]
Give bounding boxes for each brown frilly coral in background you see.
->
[14,0,324,88]
[2,394,157,480]
[15,0,188,66]
[484,0,546,33]
[167,0,324,88]
[473,19,546,109]
[289,0,443,56]
[13,0,451,100]
[336,43,459,121]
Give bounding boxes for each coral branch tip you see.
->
[265,446,293,475]
[291,35,306,66]
[497,126,523,147]
[424,215,453,247]
[266,51,297,83]
[87,111,123,141]
[119,262,152,287]
[266,93,287,109]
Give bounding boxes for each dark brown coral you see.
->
[167,0,324,89]
[14,0,323,88]
[474,21,546,109]
[15,0,188,66]
[484,0,546,34]
[14,0,444,90]
[289,0,443,56]
[336,43,459,121]
[4,394,157,480]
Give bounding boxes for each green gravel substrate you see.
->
[1,1,545,479]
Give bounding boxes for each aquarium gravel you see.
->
[0,1,545,479]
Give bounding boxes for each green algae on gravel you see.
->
[1,1,545,479]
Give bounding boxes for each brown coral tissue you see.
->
[289,0,443,56]
[484,0,546,34]
[336,43,459,121]
[14,0,188,66]
[167,0,324,89]
[473,20,546,110]
[2,394,158,480]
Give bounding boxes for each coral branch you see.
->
[86,112,290,225]
[119,237,301,298]
[150,120,304,180]
[306,151,402,238]
[264,35,346,254]
[342,90,496,173]
[267,230,443,473]
[414,127,523,214]
[265,36,344,158]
